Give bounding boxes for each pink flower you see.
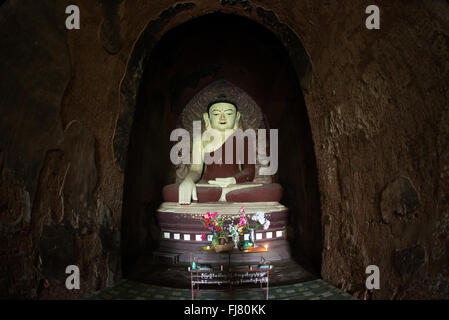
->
[202,212,211,220]
[201,233,206,240]
[210,212,218,218]
[238,217,247,226]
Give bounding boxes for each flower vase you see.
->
[249,228,255,244]
[214,237,233,253]
[211,232,219,247]
[232,235,239,248]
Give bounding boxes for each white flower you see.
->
[228,223,238,236]
[252,212,266,224]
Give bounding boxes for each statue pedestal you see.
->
[155,202,290,263]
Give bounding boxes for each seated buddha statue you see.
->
[163,99,282,204]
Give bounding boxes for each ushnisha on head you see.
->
[203,99,241,131]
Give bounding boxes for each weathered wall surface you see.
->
[0,0,448,299]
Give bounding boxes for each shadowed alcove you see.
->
[121,13,322,283]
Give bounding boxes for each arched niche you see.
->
[119,11,321,279]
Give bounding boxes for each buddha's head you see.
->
[204,100,241,131]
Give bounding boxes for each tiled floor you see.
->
[85,278,354,300]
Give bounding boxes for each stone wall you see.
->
[0,0,448,299]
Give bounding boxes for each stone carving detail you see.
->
[381,176,421,223]
[392,245,425,276]
[0,168,31,228]
[99,0,123,54]
[61,121,98,228]
[39,225,75,281]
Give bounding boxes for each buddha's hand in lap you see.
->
[207,177,237,188]
[178,178,198,204]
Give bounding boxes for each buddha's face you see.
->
[208,102,239,131]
